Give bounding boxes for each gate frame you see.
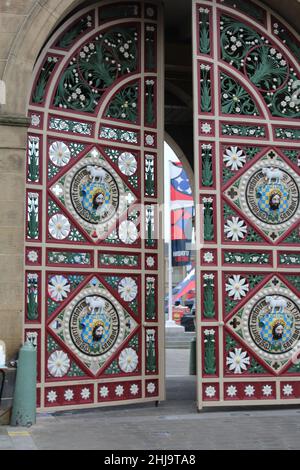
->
[24,0,166,412]
[192,0,300,410]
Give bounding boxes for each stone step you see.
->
[165,342,191,349]
[165,328,195,349]
[165,336,195,349]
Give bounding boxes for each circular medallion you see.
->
[249,295,300,355]
[69,294,120,357]
[242,286,300,361]
[245,167,299,226]
[239,159,300,232]
[70,165,119,225]
[64,154,128,239]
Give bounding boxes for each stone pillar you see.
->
[0,115,29,360]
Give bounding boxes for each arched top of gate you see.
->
[2,0,160,116]
[195,0,300,126]
[25,0,162,137]
[2,0,300,117]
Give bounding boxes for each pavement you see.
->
[1,349,300,450]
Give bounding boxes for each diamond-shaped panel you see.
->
[50,147,138,242]
[47,276,138,377]
[224,150,300,243]
[226,276,300,374]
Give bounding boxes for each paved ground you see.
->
[166,348,190,376]
[1,350,300,450]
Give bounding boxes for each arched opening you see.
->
[164,138,195,381]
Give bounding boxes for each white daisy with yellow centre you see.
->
[118,277,138,302]
[48,275,70,302]
[47,350,70,378]
[225,275,249,301]
[118,348,138,373]
[223,146,246,171]
[226,348,250,374]
[224,216,247,242]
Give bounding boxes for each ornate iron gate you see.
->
[193,0,300,408]
[25,0,164,411]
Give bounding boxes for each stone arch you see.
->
[2,0,90,116]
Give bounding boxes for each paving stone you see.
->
[1,356,300,450]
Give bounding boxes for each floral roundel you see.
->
[118,348,138,373]
[49,141,71,167]
[47,350,70,378]
[49,214,71,240]
[118,152,137,176]
[118,277,138,302]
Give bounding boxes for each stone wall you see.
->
[0,0,81,360]
[0,116,28,358]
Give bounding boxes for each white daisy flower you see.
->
[27,250,38,263]
[118,348,138,373]
[205,386,216,398]
[49,214,70,240]
[118,277,138,302]
[226,385,237,397]
[118,152,137,176]
[223,146,246,171]
[47,390,57,403]
[224,216,247,242]
[225,275,249,300]
[99,386,109,398]
[130,384,139,396]
[204,251,214,263]
[47,350,70,378]
[226,348,250,374]
[49,141,71,167]
[146,256,155,268]
[262,385,273,397]
[244,385,255,397]
[48,275,70,302]
[283,384,293,397]
[147,382,156,394]
[80,388,91,400]
[201,122,212,134]
[119,221,138,244]
[115,385,124,397]
[64,389,74,401]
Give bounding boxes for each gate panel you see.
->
[193,0,300,408]
[25,0,164,411]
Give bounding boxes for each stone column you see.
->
[0,114,29,360]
